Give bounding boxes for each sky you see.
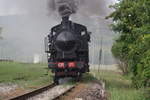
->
[0,0,117,64]
[0,0,48,16]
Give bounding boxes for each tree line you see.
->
[107,0,150,88]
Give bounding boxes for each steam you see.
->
[48,0,114,18]
[48,0,84,17]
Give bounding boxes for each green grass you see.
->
[91,70,147,100]
[0,62,148,100]
[0,62,53,89]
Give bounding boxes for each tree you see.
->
[107,0,150,88]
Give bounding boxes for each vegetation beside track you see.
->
[65,69,148,100]
[0,62,53,89]
[91,70,147,100]
[106,0,150,99]
[0,62,148,100]
[107,0,150,88]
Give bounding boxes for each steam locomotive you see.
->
[45,16,91,84]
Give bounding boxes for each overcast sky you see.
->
[0,0,117,64]
[0,0,48,16]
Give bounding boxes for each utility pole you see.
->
[98,37,103,72]
[0,27,3,60]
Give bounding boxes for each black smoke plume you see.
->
[48,0,84,17]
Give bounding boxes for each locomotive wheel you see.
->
[75,76,80,82]
[54,76,59,85]
[87,67,90,72]
[75,72,82,82]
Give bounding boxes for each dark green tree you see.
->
[107,0,150,88]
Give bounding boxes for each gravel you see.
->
[0,83,18,94]
[28,84,74,100]
[77,82,107,100]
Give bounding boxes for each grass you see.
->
[0,62,53,89]
[90,70,147,100]
[0,62,148,100]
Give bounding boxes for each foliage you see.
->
[108,0,150,88]
[91,70,146,100]
[112,42,129,74]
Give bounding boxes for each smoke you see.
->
[48,0,114,18]
[48,0,84,17]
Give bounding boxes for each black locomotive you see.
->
[45,16,91,84]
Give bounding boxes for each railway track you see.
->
[8,83,56,100]
[52,85,76,100]
[7,83,77,100]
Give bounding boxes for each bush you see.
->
[128,35,150,87]
[108,0,150,88]
[112,42,130,74]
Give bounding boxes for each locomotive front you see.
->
[45,17,90,84]
[55,30,78,53]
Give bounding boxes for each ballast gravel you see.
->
[28,84,74,100]
[0,83,18,94]
[77,82,107,100]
